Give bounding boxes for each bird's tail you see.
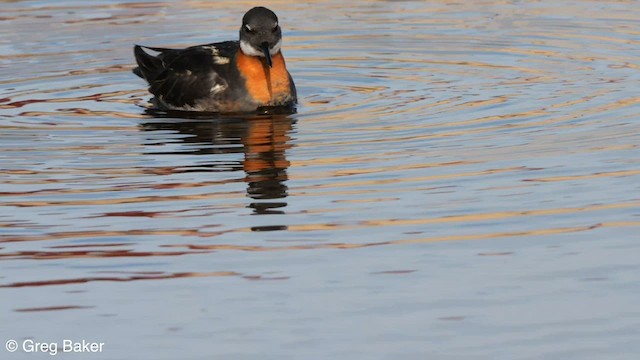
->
[133,45,165,82]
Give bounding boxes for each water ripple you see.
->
[1,1,640,358]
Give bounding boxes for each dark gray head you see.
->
[239,7,282,67]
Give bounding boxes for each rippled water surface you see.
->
[2,0,640,359]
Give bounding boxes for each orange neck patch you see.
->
[236,50,292,106]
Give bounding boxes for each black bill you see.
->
[260,42,273,68]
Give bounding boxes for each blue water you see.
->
[1,1,640,359]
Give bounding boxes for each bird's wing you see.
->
[134,44,236,108]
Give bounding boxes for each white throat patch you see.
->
[240,39,282,57]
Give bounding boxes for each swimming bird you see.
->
[133,7,296,113]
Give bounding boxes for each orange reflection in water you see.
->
[0,271,239,288]
[141,113,294,217]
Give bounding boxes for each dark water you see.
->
[1,1,640,359]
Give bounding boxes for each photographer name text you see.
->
[6,339,104,356]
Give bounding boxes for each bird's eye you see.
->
[272,25,278,33]
[244,24,253,33]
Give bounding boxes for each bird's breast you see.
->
[236,50,292,106]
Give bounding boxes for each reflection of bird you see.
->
[133,7,297,113]
[242,117,291,211]
[140,115,294,214]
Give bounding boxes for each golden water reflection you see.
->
[1,1,640,357]
[140,114,294,217]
